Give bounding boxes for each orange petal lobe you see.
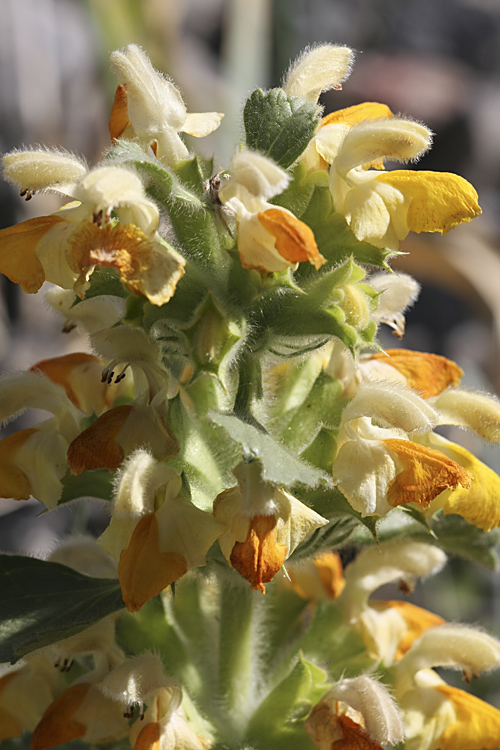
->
[109,84,131,142]
[383,439,473,509]
[134,721,162,750]
[333,715,385,750]
[258,209,325,270]
[370,349,463,397]
[68,221,148,286]
[230,514,288,593]
[306,705,383,750]
[67,405,130,473]
[0,428,38,499]
[118,513,188,612]
[31,352,103,409]
[31,683,89,750]
[0,216,65,294]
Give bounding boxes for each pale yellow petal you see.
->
[284,44,354,103]
[182,111,224,137]
[335,119,431,175]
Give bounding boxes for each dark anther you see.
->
[115,372,127,383]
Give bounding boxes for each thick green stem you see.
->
[216,578,261,743]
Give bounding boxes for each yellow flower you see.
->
[31,352,120,416]
[213,460,328,592]
[419,432,500,531]
[395,626,500,750]
[31,679,129,750]
[319,117,480,249]
[0,371,82,507]
[67,325,179,473]
[219,150,325,272]
[98,450,224,612]
[109,44,223,165]
[331,381,473,516]
[0,155,185,305]
[340,539,446,664]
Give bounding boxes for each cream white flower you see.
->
[109,44,223,165]
[219,149,325,272]
[306,674,404,749]
[98,450,224,612]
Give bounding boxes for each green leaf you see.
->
[275,372,345,453]
[169,397,240,510]
[209,412,328,488]
[429,512,500,570]
[244,88,320,169]
[59,468,113,504]
[0,555,124,663]
[246,653,326,750]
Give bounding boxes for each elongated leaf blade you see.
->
[0,555,124,663]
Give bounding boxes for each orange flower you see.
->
[219,150,325,273]
[213,461,327,592]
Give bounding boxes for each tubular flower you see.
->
[213,460,328,592]
[31,352,121,416]
[305,101,395,173]
[98,450,224,612]
[31,672,130,750]
[100,655,208,750]
[0,371,82,507]
[305,674,404,750]
[0,655,64,742]
[369,271,421,339]
[218,149,326,272]
[0,153,185,305]
[331,380,473,516]
[394,626,500,750]
[318,117,481,250]
[67,326,179,473]
[109,43,223,165]
[44,287,126,334]
[283,43,354,104]
[340,540,446,664]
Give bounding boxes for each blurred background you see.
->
[1,0,500,705]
